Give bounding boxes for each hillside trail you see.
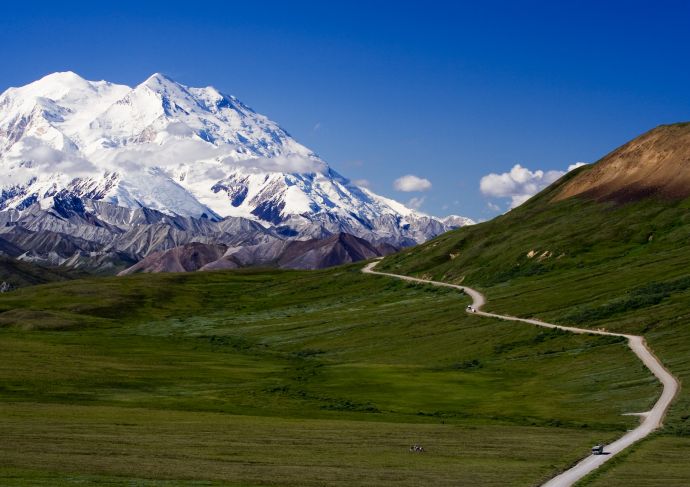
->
[362,260,679,487]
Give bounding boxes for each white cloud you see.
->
[480,162,589,209]
[203,166,227,180]
[101,137,329,176]
[480,163,579,209]
[407,196,426,209]
[393,174,432,192]
[228,154,328,175]
[487,201,501,212]
[164,121,195,137]
[16,138,98,177]
[312,122,322,132]
[107,138,228,172]
[568,162,588,171]
[353,178,370,188]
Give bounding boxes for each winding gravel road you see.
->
[362,260,679,487]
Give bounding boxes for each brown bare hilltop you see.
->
[553,122,690,203]
[118,242,229,275]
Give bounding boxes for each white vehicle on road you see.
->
[362,259,679,487]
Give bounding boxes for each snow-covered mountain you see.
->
[441,215,476,228]
[0,72,474,270]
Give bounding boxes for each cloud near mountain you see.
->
[407,196,425,209]
[481,163,587,209]
[393,174,432,192]
[0,71,476,272]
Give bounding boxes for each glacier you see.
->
[0,71,474,270]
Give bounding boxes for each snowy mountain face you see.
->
[0,72,473,270]
[441,215,477,228]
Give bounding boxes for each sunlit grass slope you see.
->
[0,264,657,485]
[379,167,690,484]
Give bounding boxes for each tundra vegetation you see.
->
[381,162,690,485]
[0,264,658,486]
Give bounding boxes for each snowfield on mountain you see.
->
[0,72,474,259]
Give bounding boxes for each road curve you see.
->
[362,260,679,487]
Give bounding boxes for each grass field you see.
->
[0,256,75,289]
[481,251,690,485]
[379,182,690,484]
[0,403,610,487]
[577,435,690,487]
[0,264,659,485]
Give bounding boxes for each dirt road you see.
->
[362,261,679,486]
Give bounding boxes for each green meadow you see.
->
[0,265,658,485]
[379,177,690,484]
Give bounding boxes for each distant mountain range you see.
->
[0,72,474,271]
[118,232,395,275]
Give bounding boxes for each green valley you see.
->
[0,265,657,486]
[379,124,690,485]
[3,124,690,486]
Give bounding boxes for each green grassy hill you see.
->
[0,256,75,290]
[0,265,657,486]
[3,123,689,486]
[379,124,690,485]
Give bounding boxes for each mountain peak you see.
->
[139,73,187,94]
[138,73,203,112]
[143,72,176,85]
[553,122,690,203]
[11,71,93,98]
[441,215,477,227]
[0,72,474,249]
[40,71,87,83]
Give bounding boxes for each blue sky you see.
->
[1,1,689,220]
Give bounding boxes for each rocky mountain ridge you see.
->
[0,72,474,270]
[553,122,690,203]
